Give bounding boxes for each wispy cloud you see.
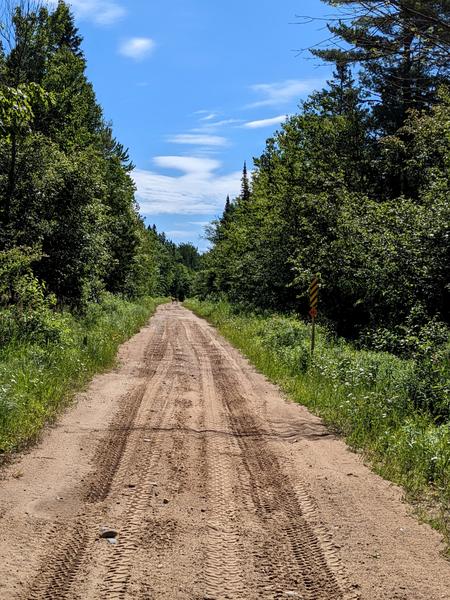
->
[189,220,211,227]
[200,113,219,122]
[50,0,127,25]
[119,37,155,60]
[167,134,228,147]
[190,119,243,134]
[133,156,240,215]
[243,115,287,129]
[193,110,218,121]
[248,79,322,108]
[154,156,219,174]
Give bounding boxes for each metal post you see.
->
[311,316,316,356]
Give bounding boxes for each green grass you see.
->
[0,294,167,454]
[185,298,450,550]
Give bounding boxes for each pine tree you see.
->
[302,62,371,193]
[312,1,450,133]
[224,195,231,215]
[240,162,250,201]
[48,0,83,58]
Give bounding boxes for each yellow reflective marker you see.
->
[309,276,319,309]
[309,276,319,355]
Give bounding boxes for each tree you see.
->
[48,0,83,57]
[0,1,161,308]
[177,243,201,271]
[0,81,50,244]
[240,161,251,202]
[312,1,450,134]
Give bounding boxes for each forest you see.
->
[197,0,450,415]
[0,0,199,313]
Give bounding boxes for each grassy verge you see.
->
[185,298,450,549]
[0,294,167,454]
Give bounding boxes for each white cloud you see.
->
[133,157,241,215]
[189,220,211,227]
[119,37,155,60]
[167,134,228,147]
[193,110,218,121]
[154,156,219,174]
[248,79,322,108]
[190,119,243,134]
[52,1,126,25]
[243,115,287,129]
[200,113,219,122]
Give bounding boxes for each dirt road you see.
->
[0,304,449,599]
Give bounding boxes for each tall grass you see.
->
[185,298,450,548]
[0,295,166,454]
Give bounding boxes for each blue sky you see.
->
[56,0,333,250]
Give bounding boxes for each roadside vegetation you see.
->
[0,294,166,454]
[0,2,201,453]
[186,299,450,549]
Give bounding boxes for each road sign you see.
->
[309,276,319,356]
[309,276,319,309]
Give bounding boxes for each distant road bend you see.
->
[0,304,449,599]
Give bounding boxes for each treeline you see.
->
[200,0,450,353]
[0,0,199,341]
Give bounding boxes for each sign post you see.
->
[309,276,319,356]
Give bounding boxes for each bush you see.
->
[0,247,67,345]
[0,294,166,453]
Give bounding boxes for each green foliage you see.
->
[0,82,50,140]
[0,295,167,454]
[313,1,450,135]
[0,246,62,345]
[0,2,191,311]
[200,70,449,347]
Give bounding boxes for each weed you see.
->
[0,294,167,454]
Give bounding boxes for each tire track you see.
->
[187,321,253,599]
[24,314,172,600]
[195,320,353,599]
[27,520,89,600]
[86,321,170,503]
[99,321,194,599]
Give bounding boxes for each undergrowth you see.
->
[0,294,167,454]
[185,298,450,551]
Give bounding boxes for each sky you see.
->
[56,0,333,251]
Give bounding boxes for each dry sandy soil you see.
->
[0,303,449,599]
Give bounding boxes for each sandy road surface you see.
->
[0,304,449,600]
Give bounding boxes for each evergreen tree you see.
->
[240,161,251,201]
[312,1,450,134]
[302,62,371,193]
[48,0,83,58]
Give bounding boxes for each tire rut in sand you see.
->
[24,318,171,600]
[188,324,252,599]
[26,520,89,600]
[201,322,355,600]
[86,326,169,504]
[101,379,175,600]
[100,334,193,599]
